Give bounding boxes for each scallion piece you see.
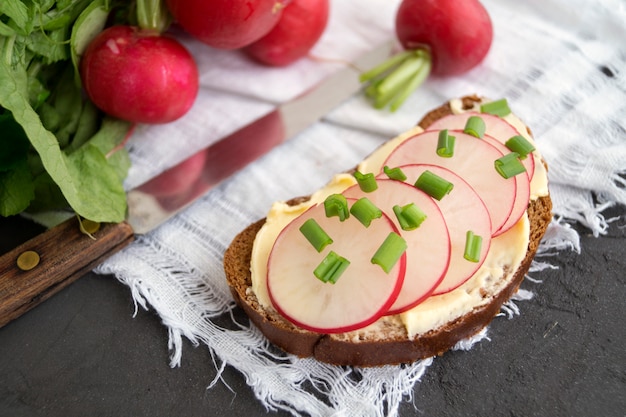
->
[393,203,427,231]
[494,152,526,179]
[436,129,456,157]
[505,135,535,159]
[314,251,350,284]
[371,232,407,273]
[299,218,333,253]
[464,116,486,138]
[324,194,350,221]
[463,230,483,263]
[350,197,382,227]
[383,165,407,181]
[414,170,454,201]
[354,170,378,192]
[480,98,511,117]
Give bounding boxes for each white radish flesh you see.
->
[383,131,517,236]
[267,202,405,333]
[477,134,531,235]
[426,112,535,179]
[394,164,492,294]
[343,180,451,314]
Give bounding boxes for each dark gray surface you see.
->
[1,205,625,417]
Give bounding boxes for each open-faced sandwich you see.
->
[224,95,552,367]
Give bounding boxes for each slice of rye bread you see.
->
[224,95,553,367]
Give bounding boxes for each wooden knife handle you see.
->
[0,217,134,328]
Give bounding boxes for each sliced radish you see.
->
[426,112,535,179]
[393,164,492,295]
[343,180,450,314]
[448,130,532,236]
[267,201,405,333]
[383,130,516,237]
[471,133,531,235]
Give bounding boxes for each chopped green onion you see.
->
[480,99,511,117]
[393,203,427,231]
[299,218,333,253]
[314,251,350,284]
[371,232,407,273]
[463,231,483,263]
[383,165,407,181]
[350,197,382,227]
[354,170,378,192]
[436,129,456,157]
[494,152,526,179]
[505,135,536,159]
[414,170,454,201]
[464,116,486,138]
[324,194,350,221]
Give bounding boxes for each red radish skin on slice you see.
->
[383,131,516,237]
[394,164,492,295]
[343,180,450,314]
[267,202,406,333]
[494,164,530,235]
[426,112,535,179]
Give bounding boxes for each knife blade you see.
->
[0,40,395,328]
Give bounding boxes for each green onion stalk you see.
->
[359,48,432,112]
[135,0,172,33]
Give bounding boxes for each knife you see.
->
[0,40,395,328]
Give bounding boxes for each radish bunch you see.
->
[361,0,494,111]
[266,105,536,333]
[80,0,331,125]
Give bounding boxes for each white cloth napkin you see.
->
[95,0,626,415]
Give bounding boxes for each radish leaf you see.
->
[0,159,35,217]
[0,54,129,222]
[70,0,109,84]
[0,0,30,34]
[0,0,131,221]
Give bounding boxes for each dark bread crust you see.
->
[224,96,553,367]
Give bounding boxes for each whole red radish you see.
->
[360,0,493,111]
[80,26,199,124]
[166,0,290,49]
[243,0,330,66]
[396,0,493,76]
